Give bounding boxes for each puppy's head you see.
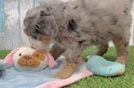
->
[23,6,58,51]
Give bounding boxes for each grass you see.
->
[0,50,10,59]
[0,47,134,88]
[69,47,134,88]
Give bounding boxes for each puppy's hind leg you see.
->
[96,42,109,56]
[113,36,129,65]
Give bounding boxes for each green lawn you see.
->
[0,50,10,59]
[68,47,134,88]
[0,47,134,88]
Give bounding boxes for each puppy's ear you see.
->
[24,16,35,27]
[44,19,59,38]
[40,7,52,16]
[39,8,59,38]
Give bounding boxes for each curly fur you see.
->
[23,0,133,78]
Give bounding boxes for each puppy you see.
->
[23,0,133,79]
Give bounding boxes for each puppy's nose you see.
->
[31,46,35,49]
[23,56,31,60]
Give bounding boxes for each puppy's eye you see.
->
[19,53,22,56]
[32,35,38,40]
[35,24,40,29]
[35,29,40,33]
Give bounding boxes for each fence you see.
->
[0,0,134,50]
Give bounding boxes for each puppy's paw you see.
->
[55,63,79,79]
[116,56,128,65]
[55,70,73,79]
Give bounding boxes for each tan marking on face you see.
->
[28,37,48,51]
[28,35,52,51]
[41,35,51,45]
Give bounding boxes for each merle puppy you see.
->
[23,0,133,79]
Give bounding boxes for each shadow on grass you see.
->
[81,47,117,62]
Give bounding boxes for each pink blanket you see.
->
[36,70,93,88]
[1,48,93,88]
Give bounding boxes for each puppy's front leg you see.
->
[55,47,83,79]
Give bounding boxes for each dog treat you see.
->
[86,55,125,76]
